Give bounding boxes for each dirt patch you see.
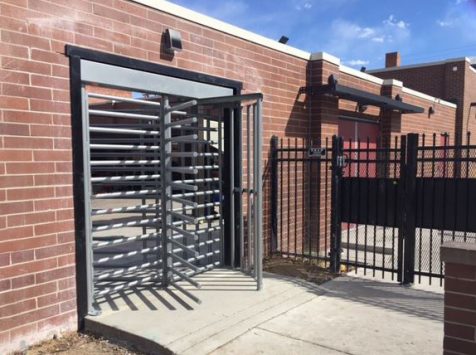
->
[264,256,337,285]
[21,332,143,355]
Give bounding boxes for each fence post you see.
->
[396,135,406,283]
[330,135,343,273]
[403,133,418,284]
[270,135,279,253]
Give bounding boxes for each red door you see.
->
[339,118,380,233]
[339,118,379,177]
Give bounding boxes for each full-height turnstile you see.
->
[75,58,263,315]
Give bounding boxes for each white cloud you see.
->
[383,15,409,30]
[296,1,313,10]
[347,59,369,66]
[437,20,453,27]
[436,1,476,40]
[372,36,385,43]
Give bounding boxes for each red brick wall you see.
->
[442,243,476,355]
[0,1,460,352]
[0,1,312,352]
[372,60,474,145]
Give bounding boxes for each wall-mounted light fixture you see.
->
[358,104,368,113]
[164,29,182,53]
[428,106,435,116]
[278,36,289,44]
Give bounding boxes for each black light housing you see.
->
[164,28,183,53]
[278,36,289,44]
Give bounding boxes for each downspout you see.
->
[466,102,476,142]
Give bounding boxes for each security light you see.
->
[164,29,183,53]
[278,36,289,44]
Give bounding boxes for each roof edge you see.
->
[131,0,311,60]
[402,87,457,108]
[367,57,471,73]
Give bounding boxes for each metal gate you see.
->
[71,54,263,315]
[271,132,476,285]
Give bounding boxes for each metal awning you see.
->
[301,75,425,114]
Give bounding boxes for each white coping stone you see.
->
[402,87,457,108]
[382,79,403,87]
[367,57,472,73]
[130,0,458,109]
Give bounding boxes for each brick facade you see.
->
[0,1,458,353]
[441,243,476,355]
[371,58,476,145]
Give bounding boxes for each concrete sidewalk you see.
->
[86,270,443,355]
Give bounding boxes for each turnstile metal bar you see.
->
[89,109,159,121]
[91,174,160,183]
[167,116,198,127]
[170,182,198,191]
[90,144,160,151]
[170,152,219,158]
[173,190,219,198]
[170,211,197,224]
[90,126,160,136]
[90,160,161,166]
[92,203,159,215]
[168,167,198,175]
[95,246,160,264]
[170,238,199,257]
[167,134,198,142]
[169,253,200,272]
[92,232,160,248]
[166,100,198,113]
[170,196,197,207]
[92,217,160,232]
[88,92,162,106]
[92,189,159,199]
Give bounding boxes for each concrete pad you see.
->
[210,328,344,355]
[254,276,443,355]
[86,269,320,354]
[86,269,443,355]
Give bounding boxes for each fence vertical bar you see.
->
[271,135,279,253]
[403,133,418,284]
[330,135,343,274]
[397,135,407,283]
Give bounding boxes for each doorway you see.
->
[67,46,263,324]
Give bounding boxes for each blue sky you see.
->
[169,0,476,69]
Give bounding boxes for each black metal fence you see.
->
[271,132,476,285]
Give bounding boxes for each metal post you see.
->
[229,108,235,268]
[80,87,98,316]
[160,95,172,286]
[396,135,406,283]
[403,133,418,284]
[255,99,263,290]
[330,135,343,274]
[246,105,253,274]
[271,135,279,254]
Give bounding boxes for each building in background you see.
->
[370,52,476,145]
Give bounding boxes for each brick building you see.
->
[370,52,476,145]
[0,0,459,353]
